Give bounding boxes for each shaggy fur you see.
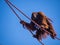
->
[20,12,56,41]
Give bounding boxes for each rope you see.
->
[55,37,60,40]
[5,0,44,45]
[5,0,60,41]
[5,0,60,45]
[5,0,22,21]
[5,0,42,29]
[29,30,44,45]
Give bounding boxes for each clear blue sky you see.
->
[0,0,60,45]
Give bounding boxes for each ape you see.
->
[31,12,56,40]
[20,12,56,41]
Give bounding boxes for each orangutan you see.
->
[20,12,56,41]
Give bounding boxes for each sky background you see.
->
[0,0,60,45]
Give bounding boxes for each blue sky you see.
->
[0,0,60,45]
